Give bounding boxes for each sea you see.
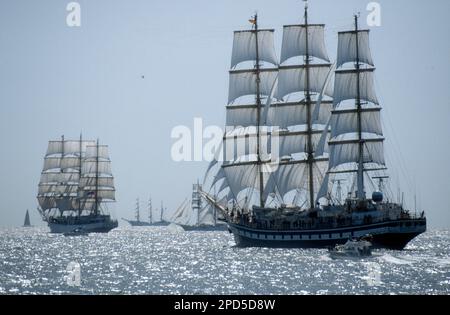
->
[0,226,449,295]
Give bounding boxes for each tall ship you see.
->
[37,135,118,233]
[122,197,169,226]
[206,4,426,249]
[171,181,227,231]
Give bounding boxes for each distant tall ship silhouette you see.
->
[37,135,118,233]
[23,209,31,227]
[204,3,426,249]
[171,182,227,231]
[122,197,170,226]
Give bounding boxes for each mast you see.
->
[224,15,277,210]
[253,13,265,208]
[94,139,99,216]
[213,183,217,226]
[60,135,65,216]
[317,15,384,203]
[78,133,82,216]
[304,3,315,208]
[197,180,200,226]
[275,3,332,208]
[160,200,163,222]
[148,197,152,223]
[354,14,365,199]
[135,198,140,222]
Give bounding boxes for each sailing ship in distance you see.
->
[170,180,227,231]
[122,197,170,226]
[37,135,118,233]
[204,3,426,249]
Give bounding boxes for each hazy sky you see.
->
[0,0,449,228]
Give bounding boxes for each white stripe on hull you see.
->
[228,219,426,248]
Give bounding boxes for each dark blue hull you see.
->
[122,218,170,227]
[48,215,118,233]
[227,218,426,250]
[181,223,228,231]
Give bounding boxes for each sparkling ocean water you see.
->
[0,226,449,294]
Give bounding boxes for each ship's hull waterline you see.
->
[47,215,118,233]
[122,219,170,227]
[181,223,228,232]
[227,218,426,250]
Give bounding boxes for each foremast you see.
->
[304,4,317,208]
[223,13,278,211]
[253,14,265,208]
[94,139,99,216]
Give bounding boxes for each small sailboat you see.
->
[23,209,31,227]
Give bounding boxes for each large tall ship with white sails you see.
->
[206,3,426,249]
[37,135,118,233]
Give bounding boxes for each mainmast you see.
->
[354,14,365,199]
[304,3,315,208]
[272,2,332,209]
[253,14,265,208]
[78,133,82,216]
[60,135,65,216]
[94,139,99,216]
[148,197,152,223]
